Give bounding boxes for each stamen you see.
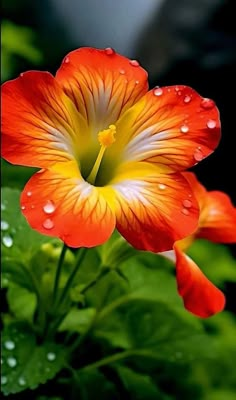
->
[86,125,116,185]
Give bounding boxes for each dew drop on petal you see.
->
[182,208,190,216]
[21,205,26,210]
[119,69,125,75]
[4,340,15,350]
[18,377,26,386]
[64,56,70,64]
[7,356,17,368]
[43,219,54,230]
[207,119,216,129]
[2,235,13,248]
[183,199,192,208]
[135,80,139,84]
[153,87,163,96]
[1,376,7,385]
[47,352,56,361]
[200,98,215,110]
[105,47,115,55]
[43,201,56,215]
[158,183,166,190]
[180,124,189,133]
[129,59,139,67]
[26,191,32,197]
[184,95,191,103]
[20,73,24,77]
[193,148,204,161]
[1,221,9,231]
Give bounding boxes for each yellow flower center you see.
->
[86,125,116,185]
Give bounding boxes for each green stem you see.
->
[81,350,143,371]
[53,243,68,305]
[55,247,87,310]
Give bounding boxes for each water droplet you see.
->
[7,356,17,368]
[180,124,189,133]
[43,201,55,215]
[20,73,24,77]
[177,91,182,96]
[47,352,56,361]
[182,208,190,216]
[4,340,15,350]
[43,219,54,230]
[200,98,215,110]
[21,205,26,210]
[135,80,139,84]
[158,183,166,190]
[119,69,125,75]
[2,235,13,248]
[184,95,191,103]
[1,203,6,211]
[175,86,180,92]
[193,148,204,161]
[31,205,35,209]
[129,59,139,67]
[64,56,70,64]
[18,377,26,386]
[153,87,163,96]
[1,358,4,364]
[105,47,115,55]
[207,119,216,129]
[1,221,9,231]
[27,191,32,197]
[1,376,7,385]
[183,199,192,208]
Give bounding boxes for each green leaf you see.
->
[187,240,236,285]
[116,365,170,400]
[1,187,55,268]
[76,369,117,400]
[7,284,37,322]
[58,308,96,334]
[1,322,67,395]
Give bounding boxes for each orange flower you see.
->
[164,173,236,317]
[1,47,221,251]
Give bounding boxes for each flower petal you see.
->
[183,172,236,243]
[55,47,148,132]
[112,163,199,252]
[197,191,236,243]
[113,86,220,172]
[20,163,116,247]
[174,244,225,317]
[1,71,88,168]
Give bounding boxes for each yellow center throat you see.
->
[86,125,116,185]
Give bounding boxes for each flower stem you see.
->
[56,247,87,309]
[53,243,68,305]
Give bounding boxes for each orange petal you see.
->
[174,244,225,317]
[20,164,116,247]
[183,172,236,243]
[55,47,148,132]
[112,165,199,252]
[113,86,220,172]
[1,71,88,168]
[197,191,236,243]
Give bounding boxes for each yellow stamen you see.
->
[87,125,116,184]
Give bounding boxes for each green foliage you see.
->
[1,20,43,82]
[1,323,67,395]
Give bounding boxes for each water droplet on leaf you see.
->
[18,377,26,386]
[7,356,17,368]
[47,352,56,361]
[1,203,6,211]
[4,340,15,350]
[1,221,9,231]
[1,376,7,385]
[2,235,13,248]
